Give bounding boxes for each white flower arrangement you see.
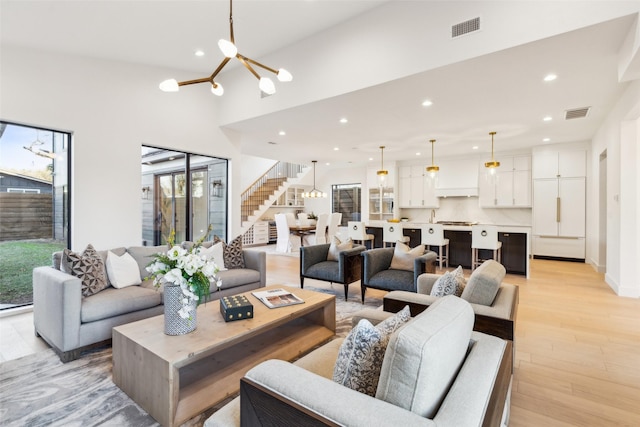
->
[146,228,221,320]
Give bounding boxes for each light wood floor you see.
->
[1,255,639,425]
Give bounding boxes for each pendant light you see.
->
[377,146,389,186]
[426,139,439,177]
[484,131,500,175]
[302,161,326,198]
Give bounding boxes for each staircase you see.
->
[241,162,310,233]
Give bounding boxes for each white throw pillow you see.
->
[106,251,142,288]
[389,242,425,271]
[199,242,227,271]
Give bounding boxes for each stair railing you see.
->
[241,161,306,222]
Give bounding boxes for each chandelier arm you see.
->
[242,57,278,75]
[177,77,217,87]
[237,55,261,80]
[208,56,232,81]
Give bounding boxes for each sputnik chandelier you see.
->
[159,0,292,96]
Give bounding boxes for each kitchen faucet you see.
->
[430,209,436,224]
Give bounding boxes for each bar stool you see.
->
[421,224,449,269]
[382,223,410,247]
[471,225,502,270]
[347,221,375,249]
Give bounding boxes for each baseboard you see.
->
[588,258,606,273]
[533,255,585,263]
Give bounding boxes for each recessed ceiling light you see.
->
[543,116,553,122]
[325,162,330,166]
[543,137,551,142]
[334,147,339,151]
[422,100,433,107]
[279,130,286,136]
[543,74,557,82]
[416,152,421,156]
[472,146,479,150]
[339,118,348,124]
[369,157,373,161]
[195,50,205,57]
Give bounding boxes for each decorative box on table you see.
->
[220,295,254,322]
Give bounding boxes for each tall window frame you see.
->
[141,146,228,245]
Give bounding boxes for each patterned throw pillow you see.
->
[333,305,411,396]
[389,242,425,271]
[431,265,466,297]
[327,236,353,261]
[61,244,108,297]
[214,235,245,269]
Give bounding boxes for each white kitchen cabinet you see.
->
[532,146,586,259]
[479,155,531,208]
[399,165,439,208]
[532,149,586,179]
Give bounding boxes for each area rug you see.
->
[0,292,382,427]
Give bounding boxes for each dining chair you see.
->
[297,212,310,226]
[275,213,300,253]
[327,212,342,241]
[285,212,297,227]
[347,221,375,249]
[304,213,330,245]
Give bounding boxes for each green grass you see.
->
[0,240,66,305]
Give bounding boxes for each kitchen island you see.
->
[365,220,530,278]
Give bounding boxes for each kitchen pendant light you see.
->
[159,0,292,96]
[484,131,500,174]
[377,146,389,186]
[302,161,326,198]
[426,139,440,177]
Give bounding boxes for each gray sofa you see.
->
[205,296,512,427]
[33,243,266,362]
[383,260,519,342]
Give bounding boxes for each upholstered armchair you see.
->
[360,245,437,302]
[300,242,366,300]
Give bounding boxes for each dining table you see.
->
[288,225,316,247]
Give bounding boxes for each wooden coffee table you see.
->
[112,285,335,427]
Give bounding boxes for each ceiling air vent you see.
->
[452,17,480,38]
[565,107,591,120]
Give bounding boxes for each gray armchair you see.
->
[300,243,366,300]
[360,247,437,302]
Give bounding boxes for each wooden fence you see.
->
[0,193,52,241]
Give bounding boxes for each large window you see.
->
[0,121,71,309]
[332,183,362,225]
[142,147,228,245]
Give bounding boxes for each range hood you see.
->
[434,157,479,198]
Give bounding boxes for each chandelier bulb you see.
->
[218,39,238,58]
[159,79,179,92]
[277,68,293,82]
[211,82,224,96]
[259,77,276,95]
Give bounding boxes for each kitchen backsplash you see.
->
[400,197,532,226]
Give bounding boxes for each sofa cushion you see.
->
[389,242,425,271]
[431,265,465,297]
[127,245,167,282]
[216,268,260,291]
[333,306,410,396]
[199,242,228,271]
[61,244,109,297]
[215,235,246,269]
[461,260,505,306]
[81,286,162,323]
[369,269,414,291]
[106,251,142,288]
[376,295,474,418]
[306,261,340,282]
[327,236,353,262]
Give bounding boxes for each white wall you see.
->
[239,155,277,189]
[589,80,640,297]
[0,46,245,249]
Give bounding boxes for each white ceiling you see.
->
[1,1,638,167]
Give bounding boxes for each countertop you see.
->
[366,220,531,233]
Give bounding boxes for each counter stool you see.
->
[471,225,502,270]
[347,221,375,249]
[421,224,449,269]
[382,223,410,247]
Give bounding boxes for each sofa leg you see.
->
[300,276,304,289]
[56,348,82,363]
[361,286,366,303]
[343,284,349,301]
